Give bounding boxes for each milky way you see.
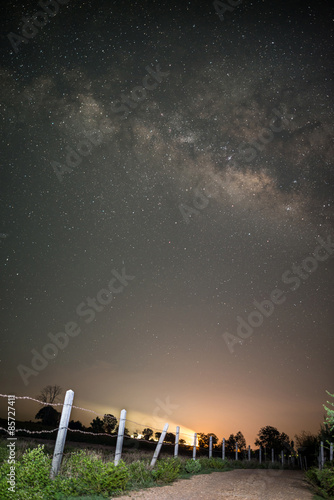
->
[1,0,333,445]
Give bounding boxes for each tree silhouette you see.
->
[103,414,117,434]
[255,426,290,452]
[68,420,85,430]
[142,428,154,440]
[155,431,161,440]
[235,431,246,451]
[165,432,176,444]
[35,406,60,426]
[225,433,237,452]
[198,433,219,448]
[90,416,104,433]
[37,385,62,404]
[114,424,130,436]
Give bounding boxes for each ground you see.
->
[115,469,314,499]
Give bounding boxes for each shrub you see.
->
[0,444,53,500]
[184,459,202,473]
[127,460,154,488]
[151,458,181,483]
[57,450,129,496]
[306,465,334,497]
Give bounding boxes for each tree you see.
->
[225,434,236,452]
[295,430,319,451]
[155,432,161,440]
[165,432,176,444]
[294,430,319,464]
[68,420,85,431]
[103,414,117,434]
[179,438,186,445]
[37,385,62,404]
[114,424,130,436]
[90,416,104,433]
[142,428,154,440]
[198,433,219,448]
[323,390,334,444]
[35,406,60,426]
[255,426,291,453]
[235,431,246,451]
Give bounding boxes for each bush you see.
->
[57,449,129,496]
[151,458,181,483]
[184,459,202,473]
[0,444,53,500]
[127,460,154,488]
[0,445,130,499]
[306,465,334,497]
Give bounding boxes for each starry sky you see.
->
[1,0,333,447]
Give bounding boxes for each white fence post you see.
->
[235,442,238,461]
[330,442,333,461]
[209,435,213,458]
[222,438,225,460]
[150,423,168,467]
[320,441,324,470]
[248,445,251,460]
[259,446,262,464]
[192,433,197,460]
[114,409,126,466]
[50,389,74,479]
[174,426,180,457]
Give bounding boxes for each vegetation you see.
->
[304,391,334,499]
[0,438,293,499]
[255,425,292,453]
[225,431,247,452]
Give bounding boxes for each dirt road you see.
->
[115,469,314,499]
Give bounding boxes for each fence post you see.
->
[259,446,262,464]
[174,426,180,458]
[271,448,274,463]
[222,438,225,460]
[209,435,213,458]
[192,433,197,460]
[235,442,238,461]
[50,389,74,479]
[150,423,169,467]
[114,409,126,466]
[248,445,251,461]
[330,442,333,461]
[320,441,324,470]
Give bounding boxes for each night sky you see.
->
[1,0,333,447]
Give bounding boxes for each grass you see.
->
[0,437,313,499]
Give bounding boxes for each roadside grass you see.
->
[306,461,334,499]
[0,437,315,499]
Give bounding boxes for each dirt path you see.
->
[115,469,314,499]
